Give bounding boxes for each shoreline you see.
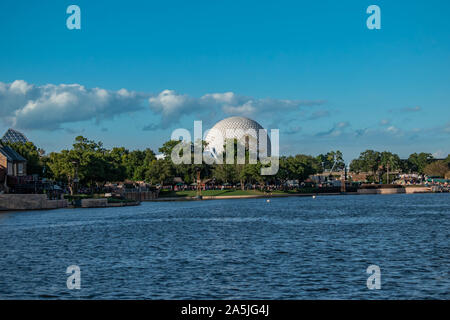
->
[152,190,440,201]
[0,188,446,211]
[154,193,343,201]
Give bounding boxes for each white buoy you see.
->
[312,195,316,199]
[267,199,270,203]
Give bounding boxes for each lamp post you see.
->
[386,154,394,185]
[71,160,79,195]
[196,168,201,197]
[387,162,390,185]
[341,164,347,193]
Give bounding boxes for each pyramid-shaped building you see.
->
[1,128,28,144]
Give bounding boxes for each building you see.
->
[0,144,27,182]
[1,128,28,144]
[204,116,271,158]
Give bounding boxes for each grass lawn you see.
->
[271,189,302,194]
[159,189,267,197]
[158,187,341,198]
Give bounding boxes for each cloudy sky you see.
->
[0,0,449,162]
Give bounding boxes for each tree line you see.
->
[350,150,450,181]
[3,136,449,192]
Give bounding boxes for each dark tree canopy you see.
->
[6,135,447,193]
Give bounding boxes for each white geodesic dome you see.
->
[204,116,271,157]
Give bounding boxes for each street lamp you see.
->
[71,160,79,195]
[196,167,201,198]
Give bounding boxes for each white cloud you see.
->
[0,80,146,130]
[336,121,349,128]
[308,110,330,120]
[316,121,350,137]
[202,92,236,104]
[284,125,302,135]
[149,90,197,117]
[443,122,450,133]
[386,126,400,134]
[148,89,325,127]
[402,106,421,112]
[0,80,326,131]
[432,150,446,158]
[222,101,256,116]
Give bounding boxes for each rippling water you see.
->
[0,193,448,299]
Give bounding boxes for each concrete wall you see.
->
[0,194,68,211]
[358,186,432,194]
[358,188,406,194]
[107,201,140,207]
[80,198,140,208]
[124,190,157,201]
[81,198,108,208]
[405,186,432,193]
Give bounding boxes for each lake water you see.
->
[0,193,448,299]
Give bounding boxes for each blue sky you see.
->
[0,0,449,162]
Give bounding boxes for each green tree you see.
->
[123,149,156,180]
[445,154,450,165]
[316,150,345,172]
[46,150,78,194]
[349,159,364,173]
[379,151,401,184]
[407,152,433,174]
[380,151,401,170]
[275,156,290,186]
[159,140,183,158]
[3,141,45,175]
[423,161,449,177]
[283,154,320,182]
[146,159,174,185]
[47,136,117,193]
[351,150,381,181]
[213,162,237,184]
[107,147,129,181]
[214,138,260,189]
